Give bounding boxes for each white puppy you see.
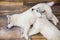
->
[31,2,58,25]
[29,18,60,40]
[7,6,41,40]
[29,2,60,40]
[7,2,58,40]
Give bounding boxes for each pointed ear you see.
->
[46,2,55,6]
[7,15,10,18]
[6,15,11,20]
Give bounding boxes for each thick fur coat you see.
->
[29,2,60,40]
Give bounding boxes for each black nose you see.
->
[32,8,34,11]
[6,26,9,28]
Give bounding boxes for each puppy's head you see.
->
[7,15,14,29]
[31,8,41,18]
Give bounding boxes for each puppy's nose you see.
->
[6,27,8,29]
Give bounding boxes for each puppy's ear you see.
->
[6,15,11,19]
[7,15,10,18]
[46,2,55,6]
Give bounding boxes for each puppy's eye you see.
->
[32,9,34,11]
[41,10,45,13]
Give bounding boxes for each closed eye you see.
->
[41,10,45,13]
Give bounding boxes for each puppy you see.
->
[7,7,41,40]
[31,2,58,25]
[29,2,60,40]
[29,17,60,40]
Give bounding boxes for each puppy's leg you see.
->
[51,14,58,25]
[22,25,30,40]
[29,27,39,36]
[7,23,13,29]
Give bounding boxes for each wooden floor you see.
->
[0,4,60,40]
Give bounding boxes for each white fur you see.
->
[31,1,58,25]
[29,17,60,40]
[7,5,42,40]
[43,4,58,25]
[29,2,60,40]
[46,2,54,6]
[7,2,58,40]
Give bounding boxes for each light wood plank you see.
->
[0,1,23,6]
